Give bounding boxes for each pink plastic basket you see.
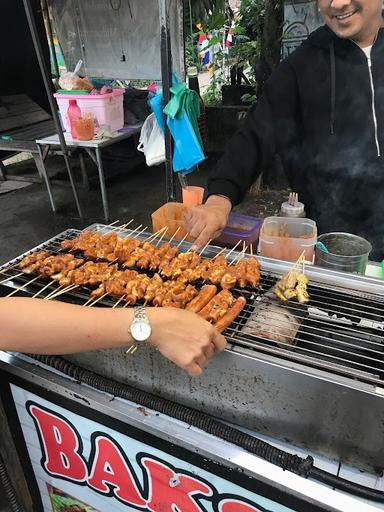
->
[54,89,124,133]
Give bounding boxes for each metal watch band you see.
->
[134,305,147,323]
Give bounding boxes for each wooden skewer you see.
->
[128,223,142,238]
[213,247,227,259]
[114,222,130,233]
[168,227,181,245]
[155,227,169,247]
[232,244,248,264]
[145,226,167,243]
[102,220,120,231]
[112,296,125,308]
[7,276,40,297]
[45,284,79,300]
[132,225,148,239]
[199,239,212,256]
[32,279,55,298]
[286,250,306,278]
[82,296,95,307]
[117,219,134,232]
[250,244,253,256]
[0,262,20,275]
[126,344,138,355]
[0,272,24,285]
[225,240,242,261]
[44,285,64,300]
[87,293,108,307]
[176,233,189,248]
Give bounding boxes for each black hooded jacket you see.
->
[208,25,384,260]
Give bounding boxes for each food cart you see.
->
[1,1,384,511]
[0,223,384,511]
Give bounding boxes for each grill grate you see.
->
[1,226,384,385]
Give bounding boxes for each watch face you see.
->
[131,321,152,342]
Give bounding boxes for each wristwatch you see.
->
[127,306,152,354]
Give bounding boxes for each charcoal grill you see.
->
[1,224,384,471]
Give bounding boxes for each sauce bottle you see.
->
[67,99,82,139]
[280,196,306,218]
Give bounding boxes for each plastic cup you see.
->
[182,186,204,206]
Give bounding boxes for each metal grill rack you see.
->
[1,225,384,386]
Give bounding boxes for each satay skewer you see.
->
[32,280,55,298]
[6,276,40,297]
[155,227,169,247]
[0,272,24,285]
[132,225,148,239]
[225,240,242,261]
[213,247,227,259]
[44,284,78,300]
[145,226,167,243]
[199,240,212,256]
[112,296,125,308]
[97,220,120,232]
[167,227,181,245]
[176,233,189,248]
[87,293,108,307]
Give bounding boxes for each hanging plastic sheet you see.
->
[149,80,205,175]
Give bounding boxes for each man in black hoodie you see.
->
[185,0,384,260]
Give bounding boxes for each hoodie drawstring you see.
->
[330,41,336,135]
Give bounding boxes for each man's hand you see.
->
[148,308,227,377]
[184,195,232,250]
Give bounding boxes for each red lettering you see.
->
[143,458,212,512]
[220,499,263,512]
[29,405,87,482]
[88,435,146,507]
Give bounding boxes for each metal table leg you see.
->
[79,152,90,190]
[95,147,109,222]
[35,144,56,213]
[0,161,7,181]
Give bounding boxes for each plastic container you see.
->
[314,232,372,274]
[67,100,81,139]
[54,89,124,133]
[260,216,317,262]
[73,115,95,141]
[151,202,193,242]
[214,213,263,252]
[182,186,204,206]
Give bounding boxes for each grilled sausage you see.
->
[198,290,235,320]
[185,285,217,313]
[214,296,247,333]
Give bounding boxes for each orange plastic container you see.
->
[259,217,317,262]
[151,202,193,242]
[182,186,204,206]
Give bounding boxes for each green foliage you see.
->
[202,77,224,105]
[189,0,226,24]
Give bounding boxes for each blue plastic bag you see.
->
[149,84,205,174]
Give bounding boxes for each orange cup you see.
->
[182,186,204,206]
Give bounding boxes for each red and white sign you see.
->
[11,384,295,512]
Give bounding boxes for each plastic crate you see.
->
[54,89,124,133]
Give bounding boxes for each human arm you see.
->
[0,297,227,377]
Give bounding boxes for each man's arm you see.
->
[0,298,226,377]
[185,60,300,249]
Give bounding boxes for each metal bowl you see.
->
[314,232,372,274]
